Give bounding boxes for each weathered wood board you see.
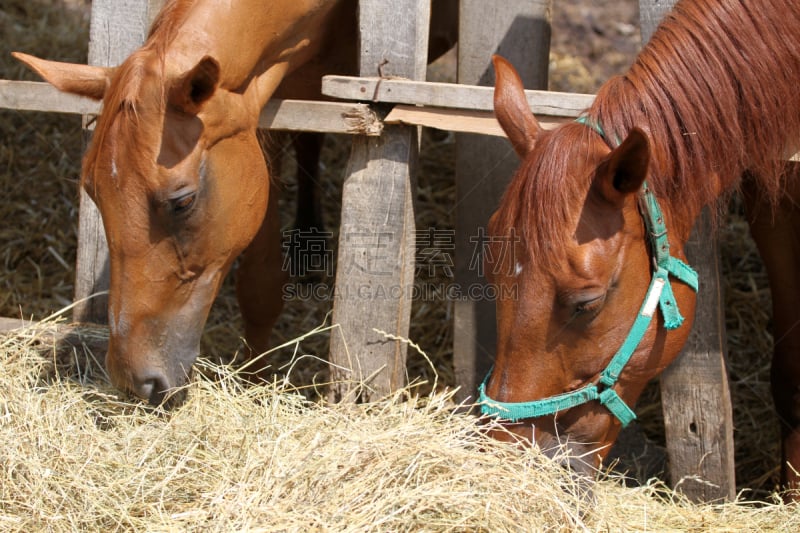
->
[322,75,592,116]
[0,81,381,135]
[328,0,429,401]
[383,105,569,136]
[661,212,736,501]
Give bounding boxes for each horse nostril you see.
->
[132,375,170,406]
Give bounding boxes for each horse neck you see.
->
[152,0,343,91]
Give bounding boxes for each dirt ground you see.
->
[0,0,779,497]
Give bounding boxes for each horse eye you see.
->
[169,192,196,214]
[574,294,606,316]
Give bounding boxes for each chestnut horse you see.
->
[15,0,457,407]
[481,0,800,498]
[13,0,361,406]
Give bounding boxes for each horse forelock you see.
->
[492,124,598,271]
[82,2,196,190]
[82,52,166,192]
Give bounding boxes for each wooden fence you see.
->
[0,0,735,502]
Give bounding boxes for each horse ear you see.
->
[12,52,113,100]
[492,54,541,157]
[595,128,650,207]
[170,56,220,114]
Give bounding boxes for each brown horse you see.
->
[13,0,360,405]
[15,0,457,407]
[482,0,800,498]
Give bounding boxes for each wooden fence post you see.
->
[328,0,429,401]
[453,0,552,403]
[73,0,162,323]
[638,0,736,502]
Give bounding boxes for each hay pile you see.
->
[1,322,797,532]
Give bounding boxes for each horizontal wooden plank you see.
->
[0,80,100,114]
[384,105,570,136]
[258,100,382,135]
[7,77,799,146]
[323,75,594,117]
[4,77,591,124]
[0,80,382,135]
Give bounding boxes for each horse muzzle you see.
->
[105,313,204,407]
[106,342,196,407]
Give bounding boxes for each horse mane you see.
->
[147,0,195,43]
[82,0,195,187]
[495,0,800,267]
[593,0,800,210]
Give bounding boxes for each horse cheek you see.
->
[206,135,269,257]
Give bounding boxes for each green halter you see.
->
[478,117,699,427]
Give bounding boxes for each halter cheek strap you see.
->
[478,118,699,427]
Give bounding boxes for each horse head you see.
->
[483,56,698,467]
[13,46,284,405]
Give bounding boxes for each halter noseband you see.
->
[478,117,699,427]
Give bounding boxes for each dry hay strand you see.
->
[2,322,799,532]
